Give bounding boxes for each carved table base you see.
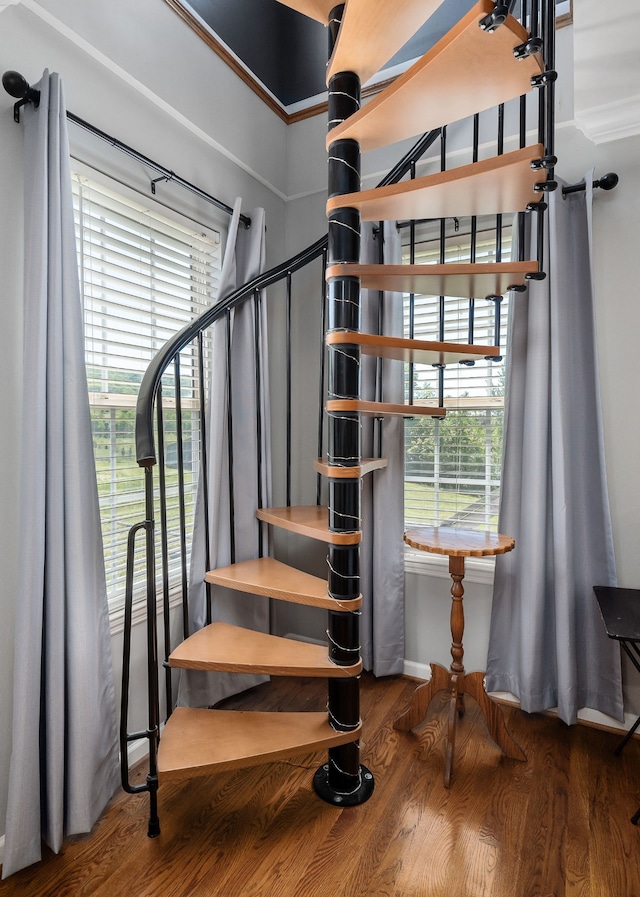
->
[396,532,526,787]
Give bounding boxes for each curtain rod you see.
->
[2,70,251,228]
[562,172,619,195]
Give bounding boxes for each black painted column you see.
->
[313,4,374,807]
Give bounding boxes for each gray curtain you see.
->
[359,221,405,676]
[2,71,119,878]
[178,200,271,708]
[485,174,623,725]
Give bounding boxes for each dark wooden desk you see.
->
[395,526,526,786]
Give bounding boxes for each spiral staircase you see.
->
[122,0,556,834]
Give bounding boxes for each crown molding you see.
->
[576,94,640,145]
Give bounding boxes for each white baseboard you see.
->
[403,659,636,735]
[127,738,152,768]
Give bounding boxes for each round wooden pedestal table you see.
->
[394,526,526,787]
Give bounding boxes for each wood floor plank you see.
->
[2,674,640,896]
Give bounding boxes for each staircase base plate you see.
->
[313,763,375,807]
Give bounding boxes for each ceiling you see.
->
[171,0,573,119]
[177,0,477,110]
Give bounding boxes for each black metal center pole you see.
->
[313,4,374,807]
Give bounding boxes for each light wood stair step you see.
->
[257,505,361,544]
[327,0,447,86]
[276,0,446,88]
[314,457,388,478]
[327,0,543,153]
[327,144,544,222]
[169,621,362,677]
[327,399,445,419]
[205,557,362,611]
[326,261,538,299]
[158,706,360,782]
[327,331,500,365]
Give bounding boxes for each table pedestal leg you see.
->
[394,554,526,785]
[462,672,526,762]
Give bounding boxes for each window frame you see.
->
[401,216,512,581]
[71,166,224,632]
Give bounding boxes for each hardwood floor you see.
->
[2,673,639,896]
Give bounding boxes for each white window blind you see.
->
[72,174,221,611]
[402,216,511,533]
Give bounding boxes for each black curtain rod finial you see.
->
[595,172,619,191]
[2,70,39,102]
[563,172,619,196]
[2,70,40,122]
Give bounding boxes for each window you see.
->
[72,174,221,616]
[402,216,511,533]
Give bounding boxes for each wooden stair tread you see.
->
[327,399,445,419]
[314,457,388,478]
[327,0,543,153]
[327,262,538,299]
[257,505,361,544]
[158,706,360,781]
[169,621,361,677]
[327,0,447,86]
[205,557,362,611]
[327,330,500,365]
[327,144,544,222]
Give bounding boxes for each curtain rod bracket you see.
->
[2,70,40,122]
[150,172,175,195]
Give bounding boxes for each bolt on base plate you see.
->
[313,763,375,807]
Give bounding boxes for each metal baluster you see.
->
[155,385,172,712]
[488,104,506,360]
[408,161,416,405]
[469,113,480,346]
[437,127,447,410]
[543,0,556,187]
[375,220,385,459]
[226,309,236,564]
[286,271,292,508]
[144,463,160,837]
[254,289,264,558]
[173,355,189,645]
[518,89,527,263]
[317,249,328,505]
[197,331,212,626]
